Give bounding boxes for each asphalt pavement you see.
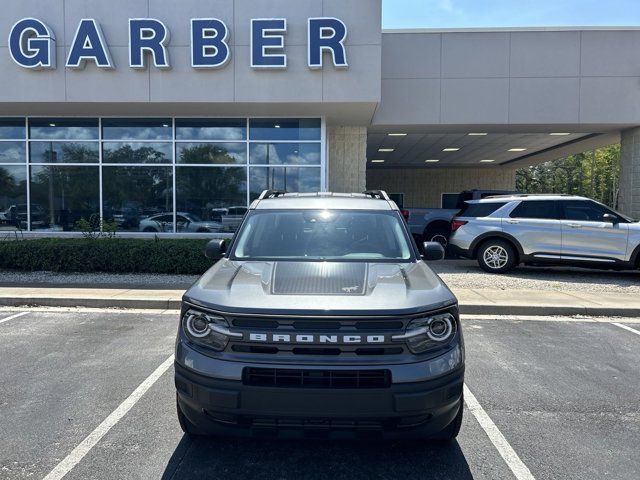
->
[0,308,638,480]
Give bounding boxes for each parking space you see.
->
[1,309,638,480]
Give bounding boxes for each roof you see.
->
[473,194,587,203]
[252,192,397,211]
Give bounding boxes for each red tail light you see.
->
[451,219,468,232]
[401,209,410,221]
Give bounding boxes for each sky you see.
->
[382,0,640,29]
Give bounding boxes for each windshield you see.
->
[231,209,414,262]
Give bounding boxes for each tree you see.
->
[516,144,620,208]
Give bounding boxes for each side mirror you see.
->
[422,241,445,261]
[603,213,618,224]
[205,239,227,260]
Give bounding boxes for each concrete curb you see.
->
[3,297,640,317]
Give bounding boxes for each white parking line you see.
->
[464,384,536,480]
[0,311,28,325]
[42,354,174,480]
[612,322,640,336]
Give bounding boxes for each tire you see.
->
[432,395,463,442]
[477,239,517,273]
[424,225,451,248]
[176,395,204,437]
[143,227,157,233]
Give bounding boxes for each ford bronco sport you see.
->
[175,190,464,440]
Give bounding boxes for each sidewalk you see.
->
[2,286,640,317]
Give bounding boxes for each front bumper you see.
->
[175,341,465,439]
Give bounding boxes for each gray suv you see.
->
[449,194,640,273]
[175,190,465,440]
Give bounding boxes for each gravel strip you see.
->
[0,271,199,289]
[432,260,640,294]
[1,260,638,294]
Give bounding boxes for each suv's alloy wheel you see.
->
[477,239,517,273]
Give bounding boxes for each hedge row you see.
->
[0,238,217,274]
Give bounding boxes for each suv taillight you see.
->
[401,209,410,221]
[451,219,468,233]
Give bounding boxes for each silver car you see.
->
[448,194,640,273]
[139,212,222,233]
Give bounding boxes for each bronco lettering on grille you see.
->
[248,333,386,344]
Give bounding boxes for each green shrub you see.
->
[0,238,217,274]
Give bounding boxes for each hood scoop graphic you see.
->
[272,262,367,295]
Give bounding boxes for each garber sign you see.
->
[8,17,348,71]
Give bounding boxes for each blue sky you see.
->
[382,0,640,29]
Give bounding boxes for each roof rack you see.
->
[484,193,573,199]
[362,190,391,201]
[258,189,287,200]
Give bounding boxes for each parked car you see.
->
[405,189,517,247]
[139,212,222,233]
[0,204,48,230]
[210,206,248,232]
[448,194,640,273]
[175,190,464,440]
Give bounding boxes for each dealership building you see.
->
[1,0,640,235]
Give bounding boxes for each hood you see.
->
[183,260,457,316]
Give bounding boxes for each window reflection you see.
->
[0,119,25,139]
[30,142,99,163]
[29,166,99,231]
[102,166,173,232]
[176,166,247,232]
[0,142,26,164]
[250,167,321,200]
[103,143,172,164]
[177,143,246,164]
[0,166,27,230]
[102,119,172,141]
[29,118,99,140]
[175,119,246,141]
[249,143,321,165]
[249,118,321,141]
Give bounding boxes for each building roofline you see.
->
[382,26,640,34]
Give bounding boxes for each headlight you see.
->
[182,309,235,351]
[394,312,457,354]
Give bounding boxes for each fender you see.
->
[469,231,525,259]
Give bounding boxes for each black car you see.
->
[175,190,464,440]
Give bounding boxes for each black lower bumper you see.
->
[175,362,464,439]
[446,243,471,259]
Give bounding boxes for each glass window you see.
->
[0,166,27,230]
[102,166,173,232]
[175,119,246,141]
[176,143,246,165]
[102,118,172,141]
[457,202,507,218]
[560,200,611,222]
[0,119,25,139]
[510,201,559,220]
[232,210,412,262]
[249,167,321,200]
[176,166,247,232]
[249,143,321,165]
[103,142,172,164]
[29,166,99,231]
[0,141,26,163]
[249,118,321,141]
[29,118,98,140]
[29,142,99,164]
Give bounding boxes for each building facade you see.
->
[1,0,639,235]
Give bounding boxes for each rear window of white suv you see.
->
[458,202,507,217]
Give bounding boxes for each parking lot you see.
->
[1,308,638,480]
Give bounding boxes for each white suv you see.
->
[448,194,640,273]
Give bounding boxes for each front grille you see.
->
[227,314,412,358]
[243,367,392,388]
